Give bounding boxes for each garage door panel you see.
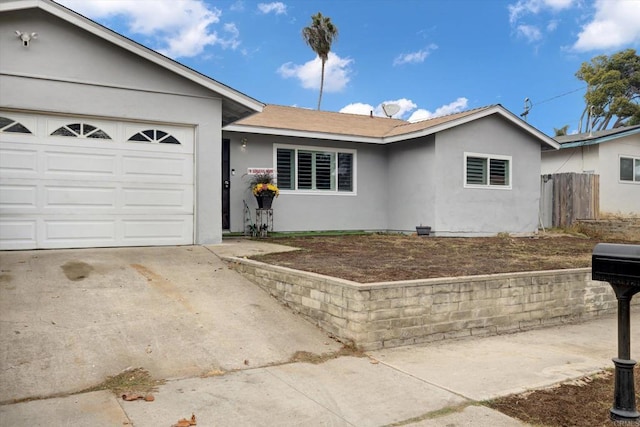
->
[0,184,37,209]
[122,155,192,183]
[0,146,38,176]
[45,186,117,208]
[44,219,116,241]
[17,182,192,214]
[122,218,192,240]
[0,219,37,249]
[122,187,192,210]
[45,150,116,177]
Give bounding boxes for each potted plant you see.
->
[250,173,279,209]
[416,224,431,236]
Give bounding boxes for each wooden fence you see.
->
[540,173,599,228]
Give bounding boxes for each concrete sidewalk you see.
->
[2,313,636,426]
[1,239,637,426]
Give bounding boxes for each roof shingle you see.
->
[232,104,495,138]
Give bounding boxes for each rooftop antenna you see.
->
[381,103,400,118]
[588,105,594,137]
[520,97,532,121]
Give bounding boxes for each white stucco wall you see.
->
[598,138,640,215]
[0,8,226,243]
[541,134,640,216]
[540,145,599,175]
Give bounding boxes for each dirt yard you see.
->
[256,233,636,283]
[252,232,640,426]
[488,369,640,427]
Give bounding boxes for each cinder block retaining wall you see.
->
[225,257,637,350]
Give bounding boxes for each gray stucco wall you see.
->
[386,136,436,232]
[0,9,226,244]
[432,116,542,236]
[223,133,389,233]
[226,115,546,236]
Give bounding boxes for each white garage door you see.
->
[0,111,194,250]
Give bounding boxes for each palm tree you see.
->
[553,125,569,136]
[302,12,338,110]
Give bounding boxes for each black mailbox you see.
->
[592,243,640,285]
[592,243,640,422]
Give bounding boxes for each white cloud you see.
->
[508,0,575,24]
[257,2,287,15]
[408,98,469,122]
[573,0,640,51]
[230,1,245,12]
[508,0,574,47]
[340,99,417,118]
[340,103,375,116]
[278,52,353,92]
[393,44,438,66]
[339,98,467,121]
[58,0,238,58]
[517,24,543,42]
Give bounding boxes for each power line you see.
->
[531,86,587,106]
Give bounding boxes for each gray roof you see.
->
[555,125,640,146]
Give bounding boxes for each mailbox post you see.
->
[592,243,640,422]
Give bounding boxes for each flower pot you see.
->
[416,226,431,236]
[261,194,274,209]
[257,193,274,209]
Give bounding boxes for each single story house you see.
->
[541,125,640,216]
[223,104,559,236]
[0,0,262,250]
[0,0,560,250]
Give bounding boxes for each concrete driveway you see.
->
[0,245,340,403]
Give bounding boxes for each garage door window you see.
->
[128,129,180,144]
[0,116,32,134]
[51,123,111,139]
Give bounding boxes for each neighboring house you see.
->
[541,125,640,216]
[223,104,559,236]
[0,0,262,250]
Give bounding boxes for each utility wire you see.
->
[531,86,587,106]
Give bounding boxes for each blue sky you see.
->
[58,0,640,136]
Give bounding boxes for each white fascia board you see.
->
[559,127,640,149]
[12,0,263,112]
[223,125,383,144]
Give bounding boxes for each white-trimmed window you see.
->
[128,129,180,144]
[275,145,355,193]
[464,153,511,188]
[620,156,640,183]
[51,123,110,139]
[0,116,32,134]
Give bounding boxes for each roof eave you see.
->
[223,124,384,144]
[558,127,640,149]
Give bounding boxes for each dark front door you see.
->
[222,138,230,230]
